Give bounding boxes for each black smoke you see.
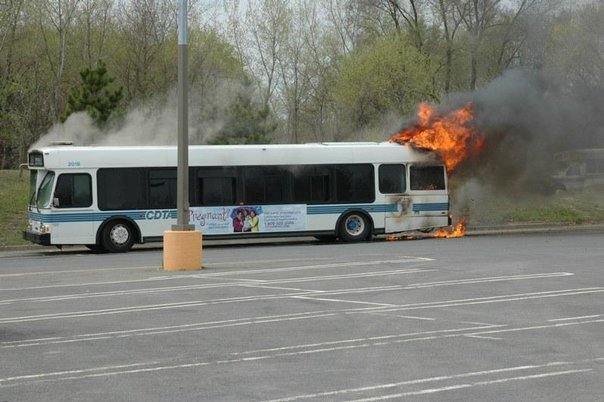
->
[441,69,603,194]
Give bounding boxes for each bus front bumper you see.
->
[23,231,51,246]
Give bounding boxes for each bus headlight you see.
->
[40,225,51,233]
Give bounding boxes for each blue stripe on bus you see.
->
[28,203,448,223]
[28,210,177,223]
[306,204,397,214]
[412,202,449,212]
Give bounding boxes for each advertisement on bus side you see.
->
[189,204,307,234]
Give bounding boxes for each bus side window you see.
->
[54,173,92,208]
[410,166,446,191]
[379,164,406,193]
[191,167,238,206]
[200,177,236,205]
[149,168,177,209]
[244,166,289,204]
[334,164,375,203]
[98,168,147,210]
[292,166,330,203]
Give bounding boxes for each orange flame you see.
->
[432,218,466,238]
[391,102,484,173]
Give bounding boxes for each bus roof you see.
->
[28,142,442,169]
[554,148,604,162]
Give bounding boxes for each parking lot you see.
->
[1,231,603,401]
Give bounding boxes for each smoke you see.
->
[32,79,249,149]
[434,68,603,194]
[391,68,604,224]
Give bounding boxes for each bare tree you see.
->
[0,0,26,79]
[245,0,289,108]
[76,0,114,68]
[113,0,176,99]
[377,0,424,49]
[452,0,502,90]
[324,0,366,55]
[428,0,465,93]
[35,0,82,119]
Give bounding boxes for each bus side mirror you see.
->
[53,196,60,207]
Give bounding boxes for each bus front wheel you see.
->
[102,221,135,252]
[339,212,371,242]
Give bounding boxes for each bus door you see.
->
[50,172,96,244]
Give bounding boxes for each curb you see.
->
[466,223,604,236]
[2,224,604,253]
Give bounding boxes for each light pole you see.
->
[163,0,202,271]
[174,0,194,231]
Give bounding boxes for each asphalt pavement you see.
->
[1,230,603,401]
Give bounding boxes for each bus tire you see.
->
[101,220,135,253]
[338,212,371,242]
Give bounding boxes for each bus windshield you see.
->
[36,171,55,209]
[28,170,38,206]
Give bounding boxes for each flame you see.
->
[432,218,466,238]
[391,102,484,173]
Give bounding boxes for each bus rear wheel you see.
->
[339,212,371,242]
[102,221,135,253]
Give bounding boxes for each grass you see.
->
[0,170,30,246]
[455,185,604,226]
[1,170,603,248]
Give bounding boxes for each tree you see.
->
[61,61,123,125]
[75,0,114,68]
[208,84,277,145]
[111,0,175,100]
[428,0,465,93]
[542,2,604,87]
[35,0,82,119]
[245,0,290,108]
[453,0,502,90]
[374,0,425,50]
[332,33,437,128]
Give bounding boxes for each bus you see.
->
[23,142,451,252]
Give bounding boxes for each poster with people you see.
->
[189,205,306,234]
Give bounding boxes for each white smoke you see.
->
[32,79,250,148]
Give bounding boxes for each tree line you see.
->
[0,0,602,169]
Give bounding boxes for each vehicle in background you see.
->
[552,148,604,191]
[23,142,450,252]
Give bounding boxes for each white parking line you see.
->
[548,314,601,322]
[343,370,593,401]
[366,312,436,321]
[1,284,601,324]
[0,257,433,291]
[291,295,398,307]
[1,317,602,389]
[262,360,598,402]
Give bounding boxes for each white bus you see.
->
[23,142,451,252]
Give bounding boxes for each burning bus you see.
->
[23,142,451,252]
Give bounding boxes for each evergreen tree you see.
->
[209,89,277,145]
[61,61,123,126]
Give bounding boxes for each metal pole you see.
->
[174,0,193,231]
[163,0,201,272]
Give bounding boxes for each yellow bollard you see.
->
[163,230,203,271]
